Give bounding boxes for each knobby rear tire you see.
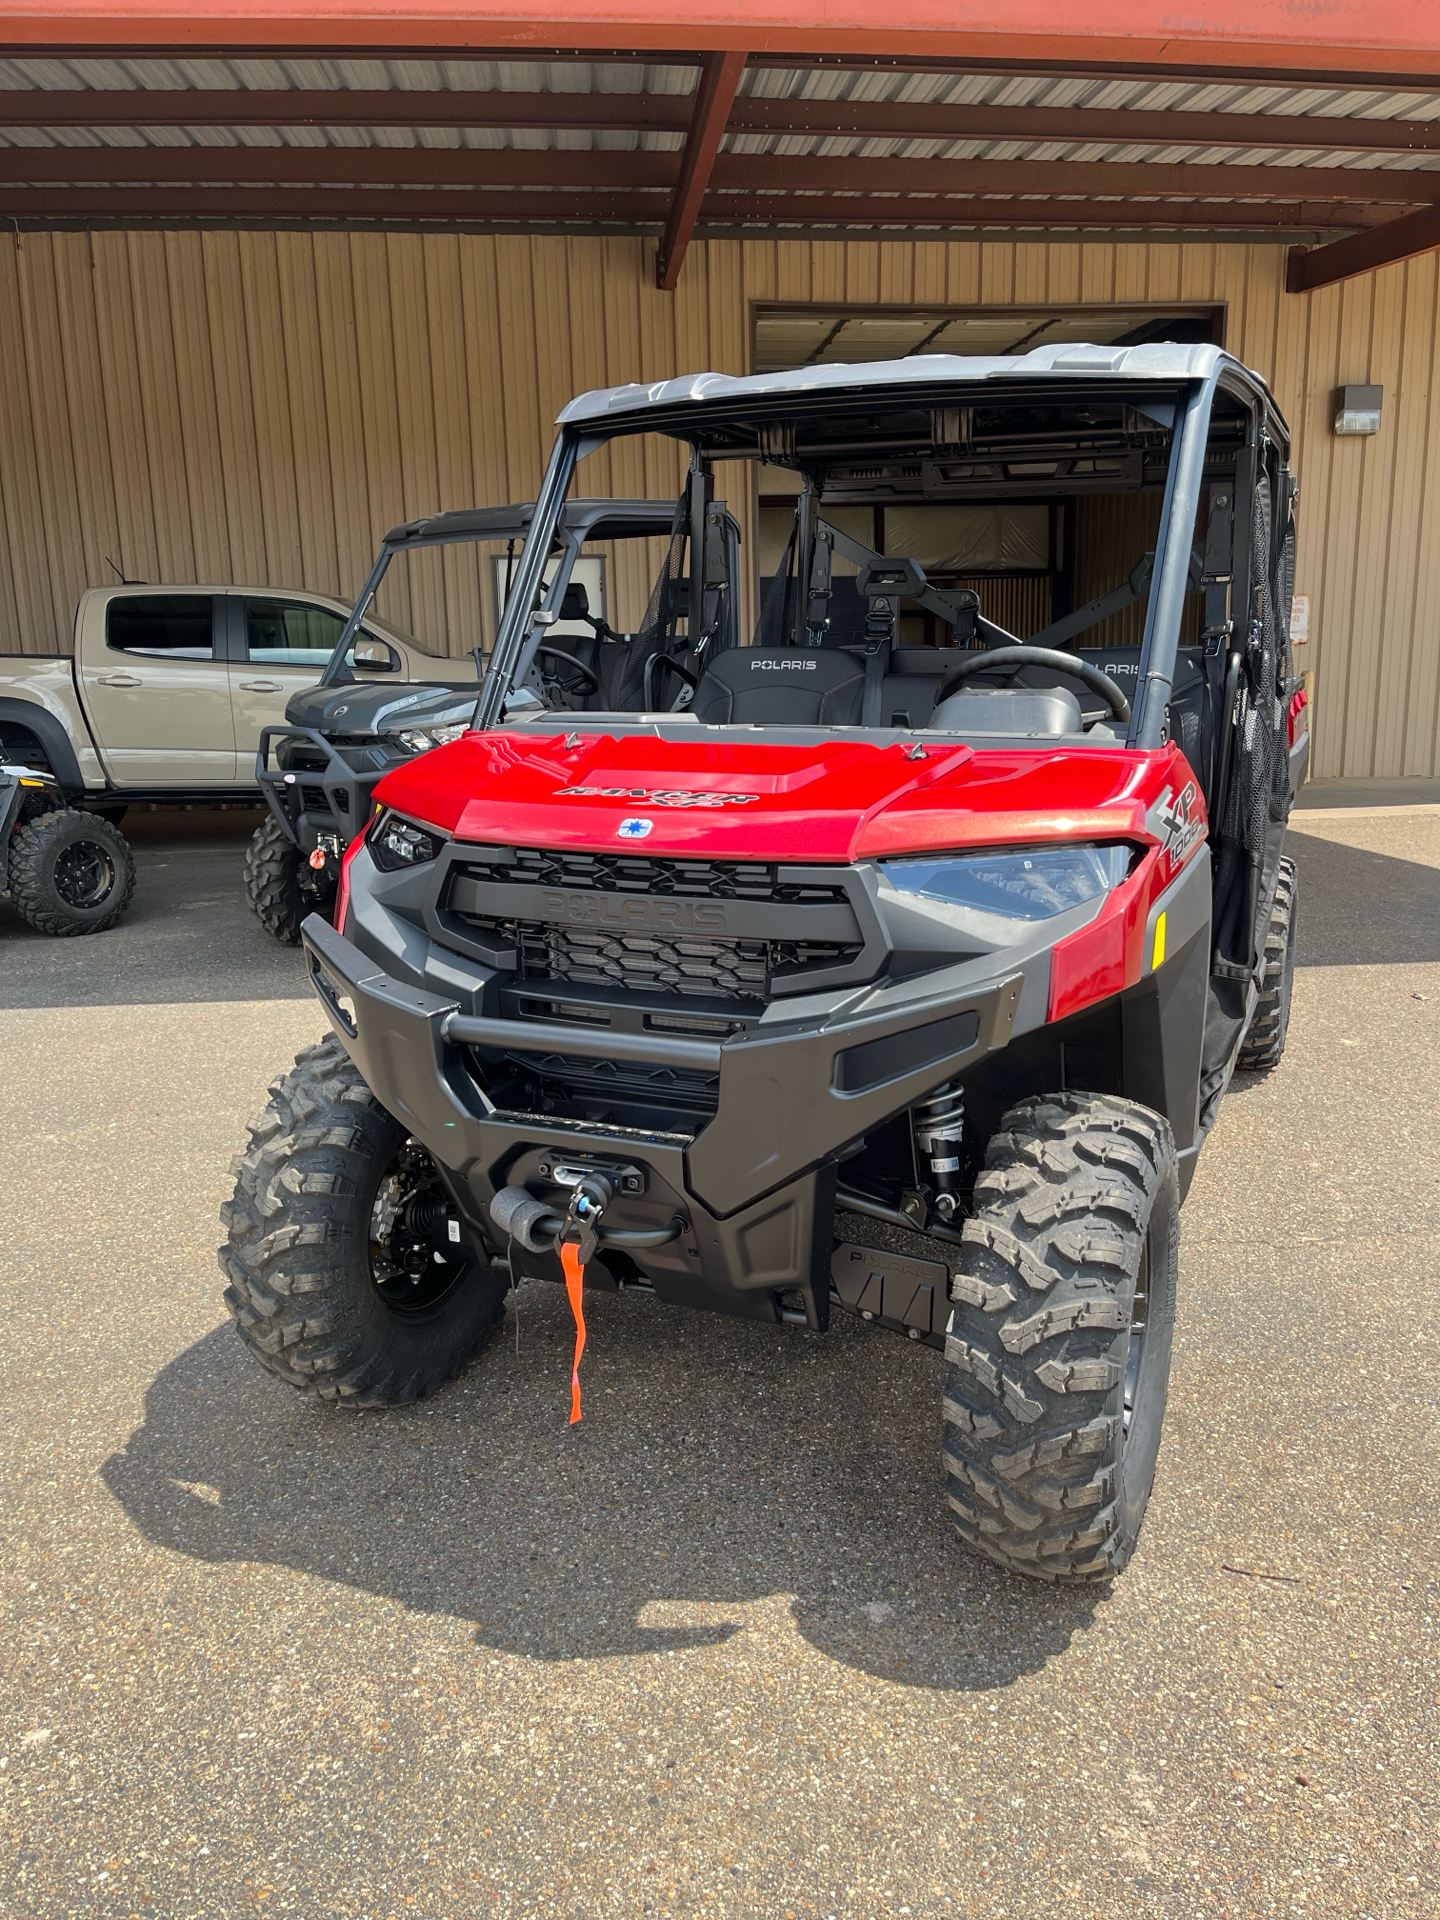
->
[219,1033,508,1407]
[943,1091,1179,1585]
[1237,855,1298,1072]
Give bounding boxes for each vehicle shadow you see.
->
[1,808,313,1009]
[101,1284,1104,1692]
[1285,826,1440,967]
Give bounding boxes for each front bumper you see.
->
[302,912,1023,1338]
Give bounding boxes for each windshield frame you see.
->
[475,367,1245,748]
[317,497,677,694]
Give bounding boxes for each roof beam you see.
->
[1287,204,1440,290]
[5,91,1440,158]
[0,87,696,132]
[0,185,669,221]
[726,97,1440,156]
[695,192,1372,233]
[4,5,1440,82]
[0,143,1425,211]
[0,145,678,189]
[655,48,745,290]
[712,153,1437,207]
[0,182,1373,233]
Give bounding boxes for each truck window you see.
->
[244,597,350,666]
[106,594,215,659]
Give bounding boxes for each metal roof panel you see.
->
[557,341,1230,427]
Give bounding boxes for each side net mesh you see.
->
[1200,470,1295,1127]
[608,508,690,709]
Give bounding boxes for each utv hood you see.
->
[283,679,480,735]
[373,729,1177,862]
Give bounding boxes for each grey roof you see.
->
[382,497,675,548]
[557,341,1241,428]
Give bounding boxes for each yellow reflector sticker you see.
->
[1152,911,1167,970]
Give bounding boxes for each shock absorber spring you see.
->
[913,1081,966,1222]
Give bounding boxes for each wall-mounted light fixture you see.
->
[1333,384,1383,436]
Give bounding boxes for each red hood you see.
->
[373,729,1186,862]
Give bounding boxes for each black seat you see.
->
[872,645,953,729]
[690,648,866,725]
[1076,646,1216,795]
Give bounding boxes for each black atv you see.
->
[221,343,1305,1586]
[245,498,691,941]
[1,765,136,936]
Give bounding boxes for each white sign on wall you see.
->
[1289,594,1311,645]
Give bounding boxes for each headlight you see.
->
[368,811,443,872]
[881,844,1133,920]
[391,723,468,755]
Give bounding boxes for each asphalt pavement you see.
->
[1,804,1437,1920]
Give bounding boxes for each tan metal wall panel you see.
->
[0,227,1435,778]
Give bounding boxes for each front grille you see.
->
[458,844,849,906]
[520,922,766,1001]
[300,783,332,813]
[448,845,863,1006]
[465,916,857,1004]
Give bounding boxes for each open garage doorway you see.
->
[751,302,1223,646]
[752,303,1224,372]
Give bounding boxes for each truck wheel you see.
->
[7,806,136,936]
[942,1092,1178,1585]
[1236,855,1298,1072]
[219,1033,508,1407]
[244,814,306,944]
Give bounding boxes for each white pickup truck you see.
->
[0,584,473,805]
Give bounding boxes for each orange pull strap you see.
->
[559,1240,587,1425]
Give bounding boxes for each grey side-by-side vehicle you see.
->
[245,500,692,940]
[222,343,1305,1585]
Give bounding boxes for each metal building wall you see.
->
[0,226,1435,779]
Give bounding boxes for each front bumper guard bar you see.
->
[257,725,382,850]
[302,913,1022,1316]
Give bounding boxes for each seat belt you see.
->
[804,525,834,647]
[862,643,888,728]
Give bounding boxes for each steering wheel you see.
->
[933,646,1131,724]
[534,644,602,705]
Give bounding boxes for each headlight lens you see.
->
[368,811,443,872]
[881,844,1132,920]
[392,723,467,754]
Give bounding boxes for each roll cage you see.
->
[313,498,695,694]
[473,343,1292,764]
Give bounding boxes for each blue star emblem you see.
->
[617,817,653,840]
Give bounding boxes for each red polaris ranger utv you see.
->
[221,344,1306,1584]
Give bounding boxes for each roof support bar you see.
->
[655,49,746,292]
[1286,205,1440,291]
[5,92,1440,157]
[0,146,1426,208]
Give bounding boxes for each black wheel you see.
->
[219,1033,508,1406]
[244,813,308,944]
[7,806,136,936]
[942,1092,1178,1585]
[79,800,128,826]
[1237,855,1297,1072]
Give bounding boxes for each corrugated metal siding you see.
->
[0,227,1434,777]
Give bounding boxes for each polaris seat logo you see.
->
[750,658,817,671]
[539,889,726,932]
